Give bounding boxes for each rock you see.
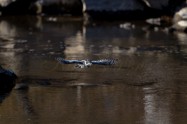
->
[0,65,17,93]
[84,0,144,11]
[171,20,187,32]
[141,0,169,9]
[0,0,186,18]
[83,0,145,20]
[0,0,36,15]
[173,7,187,22]
[146,18,161,25]
[83,0,185,20]
[0,0,83,15]
[40,0,83,15]
[119,22,135,29]
[171,7,187,33]
[0,0,12,7]
[83,0,173,12]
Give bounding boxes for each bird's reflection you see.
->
[76,86,82,107]
[15,87,39,124]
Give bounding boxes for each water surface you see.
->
[0,16,187,124]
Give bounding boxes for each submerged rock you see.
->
[0,65,17,93]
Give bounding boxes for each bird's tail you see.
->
[91,59,118,65]
[56,57,65,64]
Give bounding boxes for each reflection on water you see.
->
[0,16,187,124]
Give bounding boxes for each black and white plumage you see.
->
[56,57,117,68]
[91,59,116,65]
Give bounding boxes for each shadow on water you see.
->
[0,16,187,124]
[14,89,38,124]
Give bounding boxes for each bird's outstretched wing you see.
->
[56,57,84,64]
[91,59,117,65]
[56,58,117,68]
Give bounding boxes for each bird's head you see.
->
[82,60,92,66]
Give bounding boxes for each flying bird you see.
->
[56,57,117,68]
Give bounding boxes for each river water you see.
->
[0,16,187,124]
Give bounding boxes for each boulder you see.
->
[170,7,187,33]
[82,0,185,20]
[41,0,83,15]
[83,0,173,11]
[0,65,17,93]
[83,0,144,11]
[0,0,83,15]
[0,0,186,20]
[0,0,36,15]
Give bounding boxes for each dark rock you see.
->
[0,0,186,20]
[0,0,36,15]
[168,0,186,13]
[84,0,144,11]
[173,7,187,23]
[86,10,158,20]
[41,0,83,15]
[0,0,83,15]
[83,0,186,13]
[0,65,17,93]
[83,0,183,20]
